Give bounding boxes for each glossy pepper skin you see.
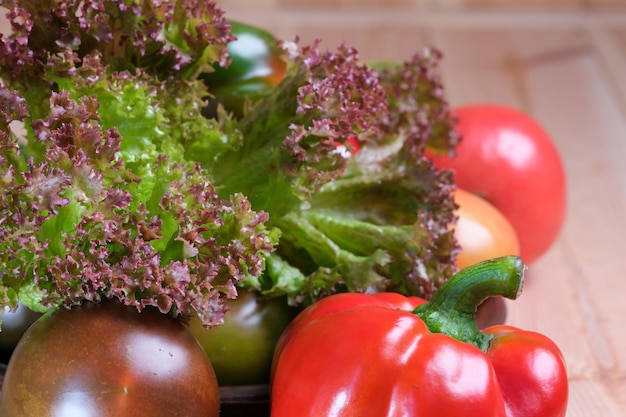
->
[270,256,568,417]
[201,20,286,118]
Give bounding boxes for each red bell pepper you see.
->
[270,256,568,417]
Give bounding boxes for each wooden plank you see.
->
[218,0,621,10]
[223,9,626,30]
[432,0,580,10]
[430,27,591,107]
[524,42,626,415]
[586,26,626,119]
[567,380,625,416]
[279,0,416,7]
[586,0,626,8]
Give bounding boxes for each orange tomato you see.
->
[453,188,520,269]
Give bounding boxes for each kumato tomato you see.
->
[429,104,566,265]
[0,301,220,417]
[453,188,520,270]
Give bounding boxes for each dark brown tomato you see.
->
[0,301,220,417]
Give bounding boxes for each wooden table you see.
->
[2,6,626,416]
[218,8,626,416]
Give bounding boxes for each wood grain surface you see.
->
[2,5,626,417]
[217,0,626,11]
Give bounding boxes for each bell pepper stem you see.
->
[413,256,526,352]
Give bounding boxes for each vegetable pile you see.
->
[0,2,571,416]
[0,0,460,328]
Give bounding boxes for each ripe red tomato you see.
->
[429,104,566,265]
[453,188,520,270]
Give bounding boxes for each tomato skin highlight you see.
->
[454,188,520,270]
[429,104,566,265]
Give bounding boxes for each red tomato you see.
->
[429,104,566,265]
[453,188,520,270]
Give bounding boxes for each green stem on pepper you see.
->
[413,256,526,352]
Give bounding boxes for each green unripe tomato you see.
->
[201,20,286,118]
[188,290,298,386]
